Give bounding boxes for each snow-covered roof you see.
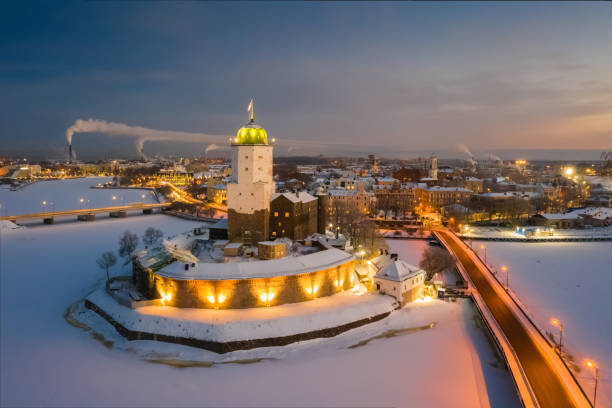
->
[576,207,612,220]
[539,212,581,220]
[271,191,317,203]
[377,177,398,183]
[375,260,424,282]
[157,247,354,280]
[426,186,472,193]
[225,243,243,249]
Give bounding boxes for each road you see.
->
[435,229,590,408]
[162,181,227,212]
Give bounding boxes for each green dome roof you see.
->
[235,119,268,145]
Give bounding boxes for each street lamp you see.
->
[480,244,487,265]
[550,318,564,351]
[79,198,84,210]
[501,265,508,289]
[586,360,599,408]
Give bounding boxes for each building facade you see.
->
[227,107,275,243]
[270,192,318,240]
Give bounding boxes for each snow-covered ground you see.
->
[482,241,612,407]
[0,177,157,216]
[461,225,612,240]
[0,179,520,407]
[386,239,429,266]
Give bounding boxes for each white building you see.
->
[226,102,275,243]
[428,154,438,180]
[374,260,426,305]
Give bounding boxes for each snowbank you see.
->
[87,289,395,343]
[0,220,24,231]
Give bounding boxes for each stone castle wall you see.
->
[134,258,356,309]
[227,208,269,243]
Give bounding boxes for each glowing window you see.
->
[272,231,276,236]
[285,212,290,217]
[274,212,278,217]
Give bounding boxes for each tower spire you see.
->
[248,98,254,122]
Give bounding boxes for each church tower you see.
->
[428,154,438,180]
[227,100,275,243]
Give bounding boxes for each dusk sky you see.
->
[1,2,611,160]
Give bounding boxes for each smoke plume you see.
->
[135,137,147,160]
[66,119,229,154]
[204,143,218,155]
[456,143,476,165]
[488,152,503,162]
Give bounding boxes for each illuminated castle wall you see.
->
[133,258,356,309]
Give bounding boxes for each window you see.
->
[278,222,281,226]
[272,231,276,236]
[274,212,278,217]
[245,168,249,171]
[258,155,263,159]
[245,155,249,159]
[281,229,285,234]
[285,212,290,218]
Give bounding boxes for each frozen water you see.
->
[482,241,612,406]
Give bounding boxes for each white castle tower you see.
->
[227,100,275,243]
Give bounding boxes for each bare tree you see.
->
[118,230,139,263]
[142,227,163,246]
[96,251,117,283]
[419,247,455,280]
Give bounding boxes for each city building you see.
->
[270,191,318,240]
[419,186,473,210]
[374,259,426,305]
[206,183,227,204]
[317,189,374,233]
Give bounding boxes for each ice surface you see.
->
[0,177,158,216]
[0,179,520,407]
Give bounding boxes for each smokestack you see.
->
[68,144,73,164]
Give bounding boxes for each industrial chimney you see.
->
[68,144,73,163]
